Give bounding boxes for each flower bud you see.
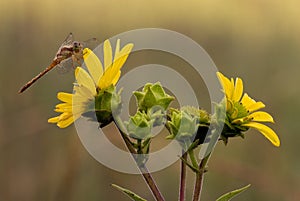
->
[166,106,210,149]
[134,82,174,110]
[133,82,174,127]
[125,111,154,140]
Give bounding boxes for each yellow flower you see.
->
[216,72,280,147]
[48,39,134,128]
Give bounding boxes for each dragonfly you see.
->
[18,33,97,93]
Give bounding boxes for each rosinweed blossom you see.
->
[48,39,133,128]
[216,72,280,147]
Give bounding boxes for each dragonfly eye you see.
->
[73,41,82,53]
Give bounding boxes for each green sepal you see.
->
[82,85,122,127]
[215,99,251,145]
[216,184,251,201]
[112,184,147,201]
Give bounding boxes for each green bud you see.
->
[147,106,167,126]
[166,106,211,149]
[134,82,174,112]
[125,111,154,140]
[133,82,174,127]
[181,106,210,125]
[166,108,198,149]
[184,106,210,145]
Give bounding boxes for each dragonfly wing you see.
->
[61,32,74,46]
[56,57,74,74]
[82,37,99,50]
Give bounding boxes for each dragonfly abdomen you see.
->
[18,61,59,93]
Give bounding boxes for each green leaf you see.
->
[216,184,251,201]
[111,184,148,201]
[179,155,199,173]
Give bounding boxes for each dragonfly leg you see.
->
[71,55,82,69]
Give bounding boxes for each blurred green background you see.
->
[1,0,299,200]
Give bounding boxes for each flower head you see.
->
[48,39,133,128]
[216,72,280,147]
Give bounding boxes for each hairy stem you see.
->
[188,149,199,169]
[114,116,165,201]
[179,151,187,201]
[192,153,211,201]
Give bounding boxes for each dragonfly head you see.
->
[72,41,83,53]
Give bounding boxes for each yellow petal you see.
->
[112,43,133,71]
[232,77,243,102]
[248,111,274,123]
[57,116,75,128]
[98,66,121,89]
[114,39,120,57]
[243,122,280,147]
[55,107,72,113]
[226,99,233,112]
[72,93,91,106]
[111,70,121,85]
[104,40,113,70]
[241,93,255,107]
[241,93,265,112]
[230,107,239,119]
[58,112,73,121]
[48,116,60,123]
[72,105,86,116]
[247,102,265,112]
[83,48,103,84]
[73,85,94,100]
[104,43,133,85]
[230,78,235,98]
[54,105,84,113]
[75,67,96,95]
[98,68,113,89]
[216,72,233,99]
[57,92,73,103]
[231,117,244,124]
[55,103,71,109]
[98,43,133,89]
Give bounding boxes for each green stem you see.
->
[192,153,211,201]
[188,149,199,169]
[137,139,142,154]
[114,116,165,201]
[179,151,187,201]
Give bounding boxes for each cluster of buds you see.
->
[123,82,174,165]
[125,82,174,141]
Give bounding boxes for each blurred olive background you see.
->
[1,0,299,200]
